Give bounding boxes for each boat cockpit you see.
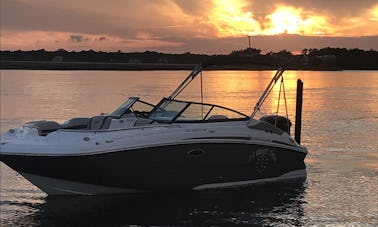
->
[19,96,251,136]
[21,97,156,136]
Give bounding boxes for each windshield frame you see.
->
[110,97,155,119]
[148,98,250,123]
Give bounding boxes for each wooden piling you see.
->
[295,79,303,144]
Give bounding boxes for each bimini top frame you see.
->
[169,64,203,100]
[167,63,285,121]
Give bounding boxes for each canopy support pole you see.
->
[248,68,284,123]
[169,64,203,99]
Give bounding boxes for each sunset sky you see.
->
[1,0,378,54]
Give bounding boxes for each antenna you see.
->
[248,36,251,49]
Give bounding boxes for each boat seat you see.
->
[24,120,62,136]
[134,118,154,126]
[89,116,112,130]
[207,115,228,120]
[61,117,90,129]
[121,112,137,118]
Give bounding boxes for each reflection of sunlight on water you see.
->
[0,163,45,226]
[304,162,378,225]
[1,70,377,225]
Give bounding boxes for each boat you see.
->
[0,64,307,195]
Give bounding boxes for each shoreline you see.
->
[0,61,196,71]
[1,60,374,71]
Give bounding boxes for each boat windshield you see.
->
[148,98,249,123]
[110,97,155,118]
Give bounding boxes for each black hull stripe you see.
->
[1,140,307,157]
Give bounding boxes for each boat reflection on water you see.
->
[26,179,306,226]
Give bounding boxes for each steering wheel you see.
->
[133,111,148,119]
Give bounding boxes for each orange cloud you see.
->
[203,0,377,37]
[1,0,377,52]
[208,0,261,36]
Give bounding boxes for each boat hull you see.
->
[0,143,306,195]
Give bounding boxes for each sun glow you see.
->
[262,6,329,35]
[369,4,378,21]
[266,7,302,34]
[211,0,261,36]
[209,1,332,36]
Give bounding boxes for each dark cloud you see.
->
[69,35,84,42]
[0,0,134,36]
[172,0,215,16]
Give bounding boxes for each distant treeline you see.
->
[1,48,377,70]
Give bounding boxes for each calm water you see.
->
[0,70,377,226]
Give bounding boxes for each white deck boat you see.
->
[0,65,307,195]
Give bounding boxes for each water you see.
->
[1,70,377,226]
